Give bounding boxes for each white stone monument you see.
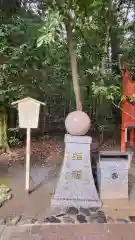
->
[52,111,101,211]
[97,151,133,200]
[11,97,45,192]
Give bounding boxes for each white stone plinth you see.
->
[98,151,133,200]
[51,134,101,211]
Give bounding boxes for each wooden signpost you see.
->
[11,97,45,192]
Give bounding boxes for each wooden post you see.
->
[11,97,46,192]
[25,128,31,192]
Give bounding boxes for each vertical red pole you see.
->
[130,129,134,147]
[121,101,126,152]
[121,66,126,152]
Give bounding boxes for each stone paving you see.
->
[0,206,135,226]
[0,223,135,240]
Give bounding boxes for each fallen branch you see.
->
[112,101,135,120]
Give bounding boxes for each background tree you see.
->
[0,0,134,151]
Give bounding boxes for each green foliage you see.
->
[0,14,48,106]
[92,82,121,101]
[37,9,63,47]
[0,0,134,139]
[8,136,22,147]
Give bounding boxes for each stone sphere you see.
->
[65,111,91,136]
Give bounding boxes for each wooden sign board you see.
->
[18,100,40,128]
[11,97,46,192]
[12,97,45,129]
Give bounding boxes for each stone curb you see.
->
[0,222,135,228]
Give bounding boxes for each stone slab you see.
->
[99,151,133,169]
[1,224,135,240]
[0,226,31,240]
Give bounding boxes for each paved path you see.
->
[0,224,135,240]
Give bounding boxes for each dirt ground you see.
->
[0,163,60,219]
[0,135,135,220]
[0,136,64,219]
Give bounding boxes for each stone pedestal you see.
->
[98,151,133,200]
[51,134,101,212]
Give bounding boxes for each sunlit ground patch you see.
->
[0,182,11,204]
[0,178,8,186]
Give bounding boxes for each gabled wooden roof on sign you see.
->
[11,97,46,106]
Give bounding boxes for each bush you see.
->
[8,136,22,147]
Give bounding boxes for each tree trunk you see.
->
[109,1,121,74]
[65,18,82,111]
[0,109,9,153]
[108,0,121,123]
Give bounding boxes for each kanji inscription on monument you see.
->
[72,170,82,179]
[72,152,82,160]
[52,134,101,210]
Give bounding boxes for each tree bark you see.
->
[109,4,120,74]
[106,0,121,123]
[55,0,82,111]
[65,17,82,111]
[0,108,9,153]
